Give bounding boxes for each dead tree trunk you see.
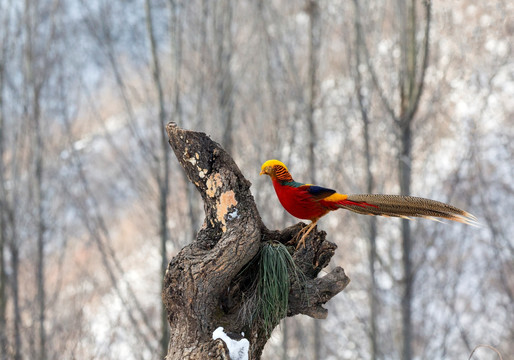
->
[163,123,350,359]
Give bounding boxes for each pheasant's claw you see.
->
[293,221,317,249]
[287,227,304,247]
[295,233,308,249]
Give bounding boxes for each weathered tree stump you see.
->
[163,123,350,359]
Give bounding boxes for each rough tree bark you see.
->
[163,123,350,359]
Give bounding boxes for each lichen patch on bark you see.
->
[216,190,238,231]
[206,173,223,197]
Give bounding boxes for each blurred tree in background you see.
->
[0,0,512,359]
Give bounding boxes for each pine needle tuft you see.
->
[240,242,305,335]
[253,241,303,335]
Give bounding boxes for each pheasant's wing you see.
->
[299,184,336,200]
[340,194,479,225]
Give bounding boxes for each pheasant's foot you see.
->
[294,221,317,249]
[286,224,307,245]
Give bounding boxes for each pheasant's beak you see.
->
[259,167,270,176]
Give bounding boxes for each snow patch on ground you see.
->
[212,327,249,360]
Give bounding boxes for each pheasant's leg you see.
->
[296,219,318,249]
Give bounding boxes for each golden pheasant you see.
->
[260,159,477,248]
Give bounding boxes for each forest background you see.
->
[0,0,512,359]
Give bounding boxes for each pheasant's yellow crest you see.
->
[260,159,288,176]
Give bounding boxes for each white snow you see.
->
[227,208,239,220]
[212,327,249,360]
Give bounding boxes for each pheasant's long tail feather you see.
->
[339,194,479,226]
